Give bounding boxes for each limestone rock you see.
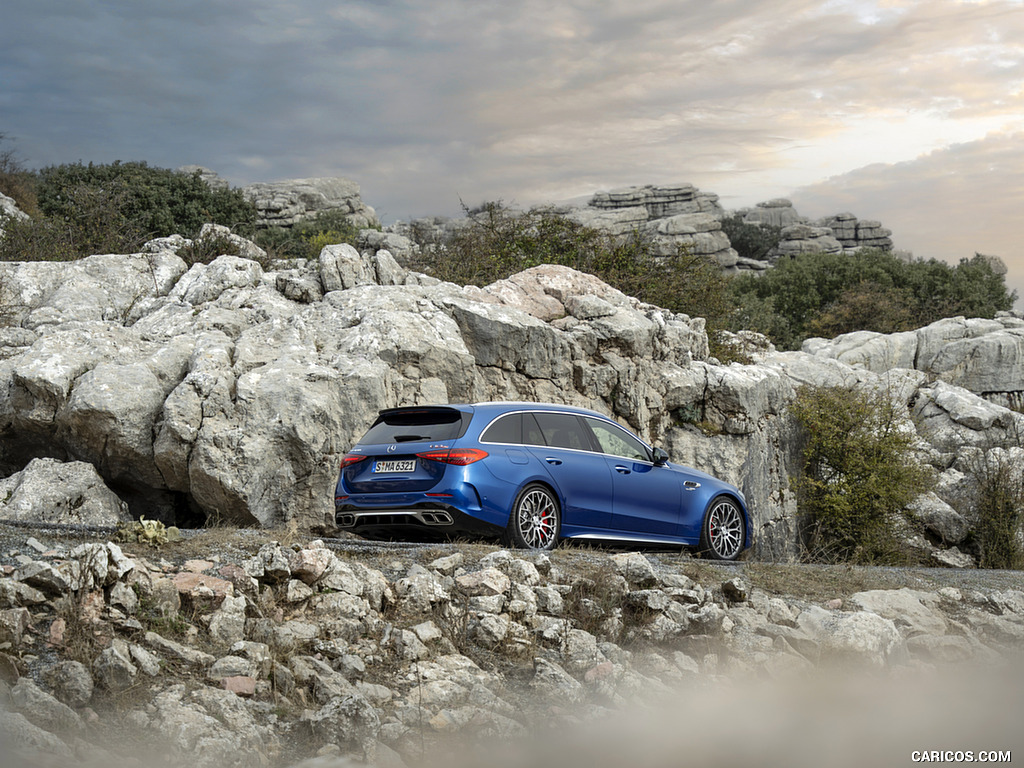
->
[847,589,947,637]
[0,191,29,223]
[43,661,94,708]
[92,647,138,692]
[796,606,905,667]
[907,492,969,545]
[0,459,130,526]
[244,177,378,230]
[741,199,803,228]
[774,224,843,258]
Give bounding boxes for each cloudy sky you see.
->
[2,0,1023,301]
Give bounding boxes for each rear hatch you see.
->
[341,406,474,494]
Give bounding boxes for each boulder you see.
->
[0,192,29,223]
[806,315,1024,399]
[244,177,378,230]
[774,224,843,258]
[796,606,905,668]
[0,458,130,526]
[847,589,947,637]
[741,199,803,228]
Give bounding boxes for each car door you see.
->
[523,411,613,529]
[583,417,682,536]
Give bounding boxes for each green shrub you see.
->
[1,160,257,263]
[729,250,1017,349]
[175,232,243,268]
[0,182,142,262]
[252,209,364,261]
[36,161,255,242]
[790,384,930,564]
[966,450,1024,570]
[803,281,918,339]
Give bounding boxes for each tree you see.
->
[719,213,782,262]
[728,249,1017,349]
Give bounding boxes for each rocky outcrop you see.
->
[803,314,1024,406]
[739,199,804,229]
[567,184,739,270]
[733,200,894,262]
[243,177,379,230]
[172,167,379,231]
[0,229,1022,562]
[176,165,231,192]
[0,193,29,242]
[588,183,725,219]
[817,213,893,252]
[1,535,1021,767]
[773,223,843,258]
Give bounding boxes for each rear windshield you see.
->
[356,408,471,444]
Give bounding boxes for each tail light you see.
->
[416,448,488,466]
[340,453,368,468]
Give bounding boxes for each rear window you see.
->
[480,413,522,444]
[356,408,470,444]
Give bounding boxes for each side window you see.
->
[533,412,593,451]
[523,413,547,446]
[480,413,521,444]
[584,417,650,461]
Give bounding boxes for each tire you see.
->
[699,496,745,561]
[503,483,561,551]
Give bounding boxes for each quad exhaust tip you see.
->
[334,510,454,528]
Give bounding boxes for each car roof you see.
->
[377,401,613,420]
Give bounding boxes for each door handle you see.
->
[615,465,631,474]
[544,457,562,465]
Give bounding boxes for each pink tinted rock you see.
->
[171,571,234,607]
[222,675,257,697]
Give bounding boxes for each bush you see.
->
[0,182,142,262]
[0,160,257,263]
[790,384,931,564]
[175,232,243,268]
[965,450,1024,570]
[252,210,364,261]
[729,250,1017,350]
[36,161,255,242]
[803,281,918,339]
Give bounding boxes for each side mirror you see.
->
[652,447,670,466]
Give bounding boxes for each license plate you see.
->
[373,459,417,473]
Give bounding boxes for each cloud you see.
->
[789,131,1024,304]
[1,0,1022,237]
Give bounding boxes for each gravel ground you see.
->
[2,520,1021,601]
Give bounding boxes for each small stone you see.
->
[221,676,257,697]
[427,553,464,576]
[455,568,510,597]
[722,578,749,602]
[43,661,93,708]
[610,552,659,588]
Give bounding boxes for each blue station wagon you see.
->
[334,402,752,559]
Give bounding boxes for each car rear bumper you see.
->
[334,503,504,540]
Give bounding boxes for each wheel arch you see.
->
[702,491,753,551]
